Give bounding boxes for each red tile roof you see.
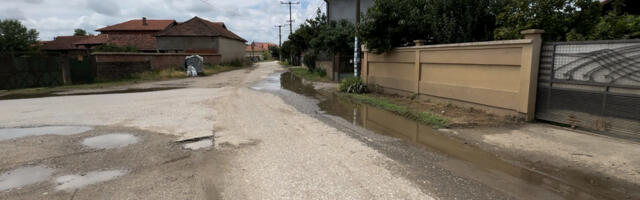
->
[246,42,278,52]
[155,16,247,42]
[97,19,175,32]
[74,34,109,45]
[41,36,92,50]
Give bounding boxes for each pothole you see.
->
[183,140,213,150]
[81,134,139,149]
[55,169,127,191]
[0,126,93,141]
[0,165,54,191]
[178,136,213,150]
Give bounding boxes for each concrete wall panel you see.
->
[361,30,544,120]
[420,47,522,66]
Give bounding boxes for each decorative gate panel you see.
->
[536,40,640,140]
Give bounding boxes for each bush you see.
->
[303,53,317,70]
[339,77,369,94]
[315,68,327,77]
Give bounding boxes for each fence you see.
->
[536,40,640,139]
[92,52,221,70]
[0,54,66,90]
[361,29,544,120]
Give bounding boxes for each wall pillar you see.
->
[414,49,421,93]
[361,45,369,83]
[518,29,544,121]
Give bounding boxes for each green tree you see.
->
[0,19,39,53]
[73,28,88,36]
[269,46,280,60]
[494,0,602,41]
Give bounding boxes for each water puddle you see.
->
[81,134,139,149]
[0,126,93,141]
[275,72,617,200]
[0,165,53,191]
[55,169,126,191]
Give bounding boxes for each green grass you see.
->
[1,64,243,97]
[289,67,330,82]
[339,93,450,128]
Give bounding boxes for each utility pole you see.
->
[275,25,283,61]
[281,1,299,64]
[281,1,299,34]
[354,0,360,77]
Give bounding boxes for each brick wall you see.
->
[92,52,221,70]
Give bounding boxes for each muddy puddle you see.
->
[82,134,139,149]
[0,165,53,191]
[0,126,93,141]
[0,87,182,101]
[55,169,127,191]
[274,72,619,200]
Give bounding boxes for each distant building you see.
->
[155,16,247,62]
[602,0,640,15]
[40,35,93,55]
[42,17,175,53]
[246,42,278,61]
[86,17,176,52]
[324,0,374,24]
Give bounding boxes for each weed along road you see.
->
[0,61,629,199]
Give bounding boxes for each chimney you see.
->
[142,17,147,25]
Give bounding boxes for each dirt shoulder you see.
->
[0,64,249,101]
[295,70,640,199]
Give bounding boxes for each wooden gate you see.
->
[536,40,640,140]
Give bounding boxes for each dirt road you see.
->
[0,62,440,199]
[3,61,633,199]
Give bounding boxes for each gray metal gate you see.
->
[536,40,640,140]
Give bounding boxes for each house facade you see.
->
[246,42,278,61]
[155,17,247,62]
[83,17,176,52]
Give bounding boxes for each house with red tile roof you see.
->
[42,17,175,53]
[40,35,93,54]
[155,16,247,62]
[246,42,278,61]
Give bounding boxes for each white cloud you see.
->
[0,0,326,44]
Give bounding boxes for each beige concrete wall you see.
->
[362,30,544,120]
[217,37,246,62]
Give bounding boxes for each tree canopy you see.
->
[360,0,502,53]
[73,28,88,36]
[0,19,39,53]
[359,0,640,53]
[284,9,355,66]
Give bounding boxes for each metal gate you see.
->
[69,55,94,84]
[536,40,640,140]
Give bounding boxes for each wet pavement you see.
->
[0,126,93,141]
[264,71,623,200]
[81,134,139,149]
[0,165,54,192]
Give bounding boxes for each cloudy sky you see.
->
[0,0,326,44]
